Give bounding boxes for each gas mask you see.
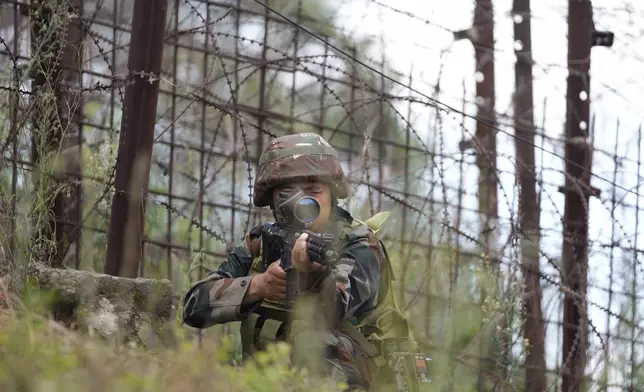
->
[270,188,335,264]
[271,189,321,229]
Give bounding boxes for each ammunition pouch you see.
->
[240,301,290,358]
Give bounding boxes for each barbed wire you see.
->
[0,0,643,389]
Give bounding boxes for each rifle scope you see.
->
[275,190,320,226]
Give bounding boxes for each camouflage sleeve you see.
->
[331,231,383,322]
[182,228,263,329]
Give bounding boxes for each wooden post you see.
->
[512,0,547,389]
[104,0,167,278]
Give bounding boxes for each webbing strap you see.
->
[363,211,391,233]
[259,319,284,350]
[241,313,261,357]
[341,320,387,368]
[358,307,394,330]
[245,313,392,370]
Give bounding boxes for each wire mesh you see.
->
[0,0,642,390]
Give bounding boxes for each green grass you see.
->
[0,292,346,392]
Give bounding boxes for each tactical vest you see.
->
[239,212,417,375]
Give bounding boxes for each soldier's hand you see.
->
[256,260,287,301]
[292,232,326,273]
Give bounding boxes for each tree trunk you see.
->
[29,0,84,268]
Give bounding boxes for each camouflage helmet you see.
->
[253,133,349,207]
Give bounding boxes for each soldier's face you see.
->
[273,180,332,231]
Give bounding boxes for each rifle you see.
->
[260,192,433,390]
[260,190,336,308]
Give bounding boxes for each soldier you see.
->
[182,133,420,391]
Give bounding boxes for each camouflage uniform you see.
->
[182,133,415,391]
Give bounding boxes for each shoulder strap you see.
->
[363,211,391,233]
[342,210,391,240]
[340,320,388,368]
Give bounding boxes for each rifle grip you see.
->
[281,245,298,308]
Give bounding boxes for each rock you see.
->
[26,262,177,349]
[85,296,120,339]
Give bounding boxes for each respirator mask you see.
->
[272,189,321,229]
[270,188,335,263]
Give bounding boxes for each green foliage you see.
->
[0,0,577,391]
[0,290,346,392]
[0,316,343,392]
[378,225,525,392]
